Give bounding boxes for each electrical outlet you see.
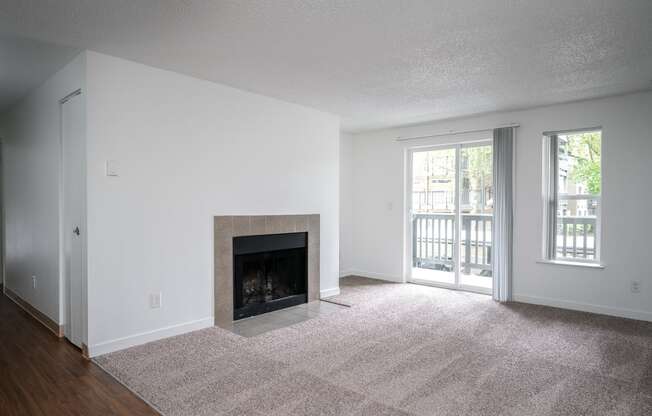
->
[631,281,641,293]
[32,276,37,289]
[149,292,162,309]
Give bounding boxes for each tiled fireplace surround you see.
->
[214,215,320,327]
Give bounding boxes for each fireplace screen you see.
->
[233,232,308,320]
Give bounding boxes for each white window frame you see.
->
[542,128,602,265]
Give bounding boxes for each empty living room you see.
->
[1,1,651,415]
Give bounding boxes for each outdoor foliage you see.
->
[463,146,492,181]
[566,131,601,195]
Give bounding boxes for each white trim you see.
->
[409,278,491,296]
[536,259,605,269]
[339,269,355,278]
[89,316,214,357]
[346,269,403,283]
[320,287,341,298]
[512,294,652,322]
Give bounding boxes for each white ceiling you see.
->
[0,32,80,113]
[1,1,651,131]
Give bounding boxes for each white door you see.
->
[408,142,494,294]
[62,91,85,348]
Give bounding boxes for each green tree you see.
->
[567,132,601,195]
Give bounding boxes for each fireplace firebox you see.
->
[233,232,308,320]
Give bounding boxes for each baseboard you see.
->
[4,287,64,337]
[339,269,354,278]
[320,287,341,298]
[89,316,214,358]
[81,343,90,360]
[344,269,403,283]
[512,294,652,322]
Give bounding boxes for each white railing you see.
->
[412,213,492,274]
[412,214,598,271]
[556,216,597,259]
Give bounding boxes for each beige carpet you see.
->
[95,277,652,416]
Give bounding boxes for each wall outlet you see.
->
[149,292,162,309]
[106,160,119,177]
[32,275,37,289]
[630,281,641,293]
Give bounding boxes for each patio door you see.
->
[408,142,493,294]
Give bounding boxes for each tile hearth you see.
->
[225,300,347,337]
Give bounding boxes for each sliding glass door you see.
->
[408,142,493,293]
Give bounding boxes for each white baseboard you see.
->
[512,294,652,322]
[339,269,354,278]
[320,287,341,298]
[89,316,214,357]
[345,269,403,283]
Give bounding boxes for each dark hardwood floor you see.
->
[0,291,159,415]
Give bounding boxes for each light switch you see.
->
[106,160,119,177]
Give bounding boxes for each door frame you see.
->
[405,140,493,295]
[59,88,88,352]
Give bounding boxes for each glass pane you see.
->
[557,131,601,196]
[459,145,493,288]
[411,148,456,285]
[555,131,601,260]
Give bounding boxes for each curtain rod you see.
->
[542,126,601,136]
[395,123,519,142]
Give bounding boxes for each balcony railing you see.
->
[556,216,597,259]
[412,213,598,271]
[412,213,492,274]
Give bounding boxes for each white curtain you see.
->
[492,127,515,302]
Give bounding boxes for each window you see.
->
[543,129,601,262]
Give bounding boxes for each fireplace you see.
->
[233,232,308,320]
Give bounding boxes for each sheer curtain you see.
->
[492,127,515,302]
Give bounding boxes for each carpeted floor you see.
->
[95,277,652,416]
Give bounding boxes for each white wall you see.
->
[0,53,86,324]
[84,52,340,355]
[339,133,354,276]
[349,91,652,321]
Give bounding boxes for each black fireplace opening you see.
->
[233,232,308,320]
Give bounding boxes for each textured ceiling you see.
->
[1,1,651,131]
[0,32,79,113]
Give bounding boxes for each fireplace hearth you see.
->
[233,232,308,320]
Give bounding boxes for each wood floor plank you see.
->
[0,292,159,415]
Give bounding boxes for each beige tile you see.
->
[214,216,234,327]
[265,216,282,234]
[308,214,320,238]
[233,216,251,236]
[251,216,266,235]
[215,216,233,235]
[308,246,320,302]
[294,215,309,232]
[215,271,233,327]
[308,235,320,252]
[277,216,295,233]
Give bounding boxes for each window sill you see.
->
[536,259,605,269]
